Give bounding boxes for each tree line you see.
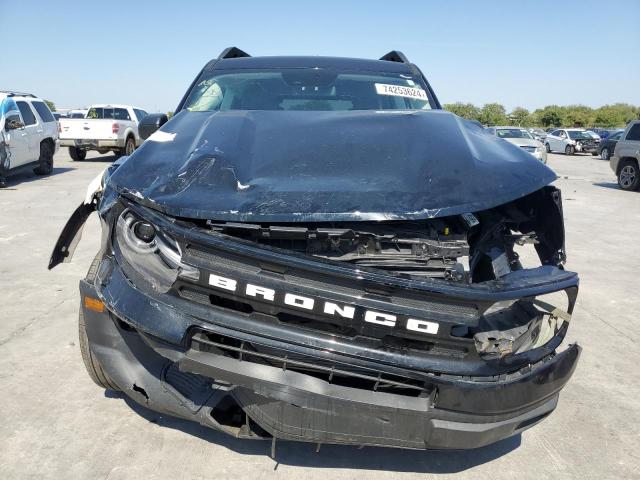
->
[442,102,639,128]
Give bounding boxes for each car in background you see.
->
[0,91,59,187]
[544,128,600,155]
[598,130,624,160]
[487,126,547,163]
[52,112,66,121]
[67,109,88,119]
[610,120,640,191]
[591,128,617,140]
[58,104,148,160]
[585,130,601,141]
[528,128,547,143]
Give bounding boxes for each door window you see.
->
[16,101,37,126]
[626,124,640,141]
[31,101,56,123]
[114,108,131,120]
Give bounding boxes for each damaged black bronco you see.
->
[50,48,580,452]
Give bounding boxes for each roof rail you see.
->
[218,47,251,59]
[0,90,36,98]
[379,51,410,63]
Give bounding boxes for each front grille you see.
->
[190,331,436,398]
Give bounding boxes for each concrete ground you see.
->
[0,149,639,479]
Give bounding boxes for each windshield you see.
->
[568,130,592,140]
[183,68,433,112]
[496,128,533,139]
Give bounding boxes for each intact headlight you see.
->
[115,210,198,293]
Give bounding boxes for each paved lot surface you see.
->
[1,149,639,479]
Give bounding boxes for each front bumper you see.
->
[575,143,599,153]
[82,255,581,450]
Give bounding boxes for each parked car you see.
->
[67,109,88,119]
[0,91,59,188]
[610,120,640,191]
[585,130,601,141]
[544,128,600,155]
[487,126,547,163]
[50,47,580,452]
[58,104,148,160]
[52,112,66,121]
[591,128,616,139]
[528,128,547,143]
[598,130,624,160]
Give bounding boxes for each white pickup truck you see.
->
[59,104,148,160]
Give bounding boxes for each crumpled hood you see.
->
[109,109,557,222]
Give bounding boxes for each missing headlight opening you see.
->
[50,48,581,452]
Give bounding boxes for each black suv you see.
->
[51,48,580,452]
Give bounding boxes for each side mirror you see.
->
[139,113,169,140]
[6,119,25,131]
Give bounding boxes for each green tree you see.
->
[167,111,174,118]
[443,102,481,121]
[535,105,564,127]
[44,99,56,112]
[593,103,638,127]
[508,107,530,126]
[564,105,594,127]
[479,103,507,126]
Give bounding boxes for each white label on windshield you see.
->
[375,83,428,100]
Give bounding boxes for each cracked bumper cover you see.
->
[81,257,581,450]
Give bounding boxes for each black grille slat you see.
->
[191,332,433,398]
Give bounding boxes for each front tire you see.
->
[600,148,610,160]
[79,255,120,391]
[565,145,575,155]
[69,146,86,161]
[545,143,551,153]
[617,160,640,191]
[34,141,54,175]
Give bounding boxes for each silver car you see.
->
[487,126,547,163]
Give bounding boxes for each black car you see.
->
[50,48,580,453]
[598,130,624,160]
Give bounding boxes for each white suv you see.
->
[0,91,59,187]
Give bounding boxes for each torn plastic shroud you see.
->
[107,108,557,222]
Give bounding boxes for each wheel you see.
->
[78,254,120,391]
[565,145,575,155]
[600,148,610,160]
[545,143,551,153]
[34,141,54,175]
[69,146,87,161]
[120,136,135,157]
[617,160,640,191]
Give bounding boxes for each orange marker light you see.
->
[84,296,105,313]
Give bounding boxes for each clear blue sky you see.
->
[2,0,638,113]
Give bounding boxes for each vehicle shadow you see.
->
[592,181,620,190]
[0,167,75,188]
[79,154,120,163]
[104,391,521,473]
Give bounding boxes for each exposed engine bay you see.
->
[204,186,566,284]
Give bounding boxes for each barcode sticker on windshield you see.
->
[461,213,480,227]
[375,83,428,100]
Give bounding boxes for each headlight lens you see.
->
[115,210,198,292]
